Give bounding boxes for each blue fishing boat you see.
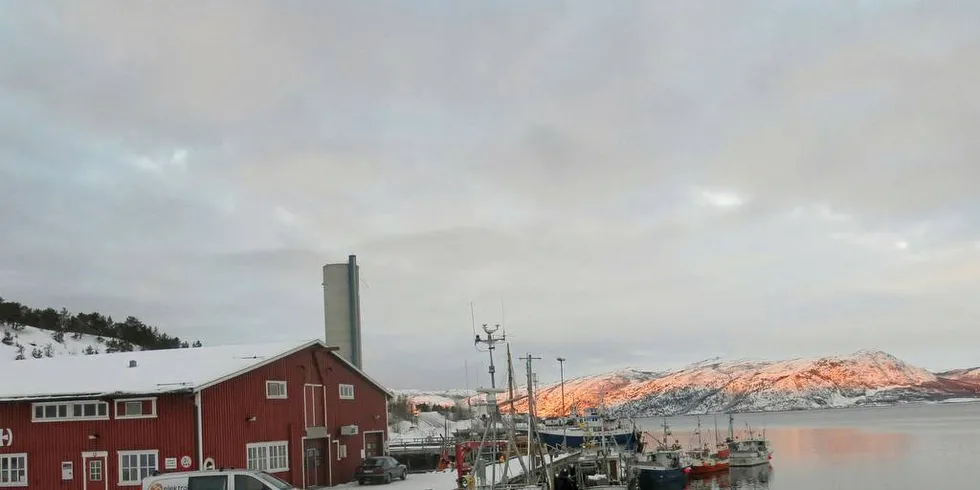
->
[634,419,691,489]
[533,406,641,450]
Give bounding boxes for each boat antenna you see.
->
[500,299,506,337]
[475,323,504,389]
[470,302,477,339]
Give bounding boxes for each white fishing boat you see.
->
[724,414,773,467]
[562,420,638,490]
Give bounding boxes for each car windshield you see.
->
[256,472,295,489]
[362,458,385,467]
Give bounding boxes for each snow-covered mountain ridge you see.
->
[401,350,980,417]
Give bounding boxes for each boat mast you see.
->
[506,343,516,415]
[521,353,552,490]
[696,415,703,449]
[713,414,720,447]
[474,323,505,490]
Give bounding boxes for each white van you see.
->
[141,468,295,490]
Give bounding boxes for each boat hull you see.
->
[635,466,688,489]
[689,460,729,475]
[728,454,771,467]
[530,428,639,450]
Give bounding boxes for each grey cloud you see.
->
[2,1,980,389]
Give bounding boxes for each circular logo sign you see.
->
[149,483,164,490]
[180,456,193,469]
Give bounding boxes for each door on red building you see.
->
[303,438,329,488]
[82,452,107,490]
[304,384,326,427]
[364,432,384,458]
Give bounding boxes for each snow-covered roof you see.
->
[0,339,392,401]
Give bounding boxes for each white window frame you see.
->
[265,380,288,399]
[245,441,289,474]
[88,460,103,482]
[117,450,158,486]
[0,453,27,487]
[31,400,109,422]
[114,397,158,419]
[339,384,355,400]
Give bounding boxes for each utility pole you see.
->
[556,357,567,449]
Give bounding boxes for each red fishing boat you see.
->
[686,416,730,476]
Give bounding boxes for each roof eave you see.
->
[0,387,194,403]
[327,349,395,398]
[192,339,326,393]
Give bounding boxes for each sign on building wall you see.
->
[61,462,73,480]
[164,458,178,470]
[0,428,12,447]
[180,456,193,469]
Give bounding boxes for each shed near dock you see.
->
[0,339,392,489]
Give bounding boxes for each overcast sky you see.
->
[1,1,979,390]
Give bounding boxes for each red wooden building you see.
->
[0,339,393,489]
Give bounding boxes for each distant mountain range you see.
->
[395,350,980,417]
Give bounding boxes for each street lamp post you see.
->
[557,357,567,449]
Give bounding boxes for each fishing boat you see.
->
[563,427,639,490]
[633,419,691,489]
[684,416,729,476]
[725,414,773,467]
[533,406,641,450]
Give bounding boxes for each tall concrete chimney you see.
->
[322,255,362,369]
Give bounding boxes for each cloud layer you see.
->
[2,1,979,388]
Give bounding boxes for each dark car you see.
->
[354,456,408,484]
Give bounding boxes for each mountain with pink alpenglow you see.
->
[511,349,979,417]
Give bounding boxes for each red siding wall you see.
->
[0,345,389,489]
[200,353,306,483]
[0,394,195,490]
[318,351,389,484]
[199,345,388,487]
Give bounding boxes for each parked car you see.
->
[354,456,408,484]
[142,468,295,489]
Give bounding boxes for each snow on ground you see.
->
[0,324,123,360]
[480,451,576,484]
[938,398,980,404]
[336,470,459,490]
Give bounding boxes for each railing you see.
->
[389,437,447,446]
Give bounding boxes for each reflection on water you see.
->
[628,403,980,489]
[685,465,773,490]
[762,427,908,465]
[637,426,908,467]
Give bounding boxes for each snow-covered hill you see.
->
[393,389,478,408]
[0,324,134,360]
[497,350,980,417]
[388,410,475,443]
[938,367,980,385]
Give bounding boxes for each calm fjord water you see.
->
[634,401,980,489]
